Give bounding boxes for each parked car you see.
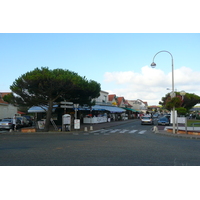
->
[158,117,170,126]
[163,114,171,122]
[153,113,159,118]
[0,118,21,130]
[23,115,33,126]
[16,116,29,127]
[141,116,154,125]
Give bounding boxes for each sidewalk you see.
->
[154,126,200,140]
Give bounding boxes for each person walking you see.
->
[13,114,17,131]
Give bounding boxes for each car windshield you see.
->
[159,117,168,121]
[142,117,151,119]
[2,119,12,122]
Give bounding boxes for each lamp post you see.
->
[180,90,186,100]
[151,50,176,134]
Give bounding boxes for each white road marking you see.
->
[119,129,129,133]
[110,129,121,133]
[138,130,146,134]
[128,130,137,134]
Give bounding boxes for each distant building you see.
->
[127,99,148,113]
[0,92,18,119]
[94,90,110,105]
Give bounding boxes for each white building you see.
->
[94,90,111,105]
[0,93,18,119]
[127,99,148,113]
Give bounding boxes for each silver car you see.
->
[0,118,21,130]
[141,116,154,125]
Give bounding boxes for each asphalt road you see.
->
[1,120,200,166]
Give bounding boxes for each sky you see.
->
[0,1,200,107]
[1,33,200,105]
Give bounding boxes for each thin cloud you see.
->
[103,66,200,105]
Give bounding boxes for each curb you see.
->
[154,130,200,140]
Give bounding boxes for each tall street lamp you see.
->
[180,90,186,100]
[151,50,176,134]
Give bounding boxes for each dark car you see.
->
[158,117,170,125]
[23,115,33,126]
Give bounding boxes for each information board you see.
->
[74,119,80,129]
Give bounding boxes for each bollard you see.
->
[90,126,93,131]
[84,127,88,132]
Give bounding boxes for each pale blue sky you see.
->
[1,33,200,105]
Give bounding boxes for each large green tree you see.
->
[159,92,200,114]
[10,67,101,131]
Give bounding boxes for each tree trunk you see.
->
[44,100,53,132]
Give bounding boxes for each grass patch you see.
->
[187,119,200,127]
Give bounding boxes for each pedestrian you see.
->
[13,114,17,131]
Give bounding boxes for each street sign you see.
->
[60,101,73,104]
[74,119,80,129]
[60,105,73,108]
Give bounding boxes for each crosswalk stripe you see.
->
[138,130,146,134]
[129,130,137,133]
[72,129,148,135]
[110,129,120,133]
[119,129,129,133]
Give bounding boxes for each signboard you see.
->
[60,105,73,108]
[63,115,71,124]
[60,101,73,104]
[74,119,80,129]
[38,120,45,129]
[177,117,186,124]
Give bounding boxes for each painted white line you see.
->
[129,130,137,134]
[119,129,129,133]
[110,129,120,133]
[138,130,146,134]
[94,133,99,135]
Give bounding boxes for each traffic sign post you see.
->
[60,105,73,108]
[60,101,74,114]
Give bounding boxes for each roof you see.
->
[148,105,160,108]
[117,97,125,106]
[108,94,116,101]
[0,92,11,105]
[18,111,26,115]
[0,98,8,105]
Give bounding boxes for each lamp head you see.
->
[180,90,186,96]
[151,62,156,68]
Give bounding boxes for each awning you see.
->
[122,107,139,112]
[78,105,126,113]
[28,105,58,113]
[95,105,126,113]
